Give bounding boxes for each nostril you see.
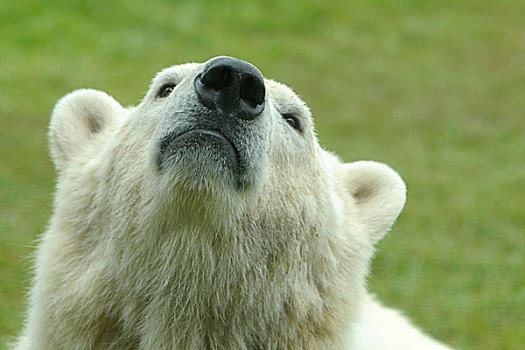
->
[200,66,232,91]
[240,76,265,108]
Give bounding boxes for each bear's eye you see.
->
[157,84,176,98]
[282,113,301,132]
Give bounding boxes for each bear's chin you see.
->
[156,129,248,191]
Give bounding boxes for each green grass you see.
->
[1,0,524,348]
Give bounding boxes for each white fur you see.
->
[355,295,454,350]
[15,59,454,349]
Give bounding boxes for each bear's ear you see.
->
[339,161,406,243]
[48,89,125,172]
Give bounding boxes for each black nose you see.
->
[194,56,265,120]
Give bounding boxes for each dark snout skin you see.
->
[194,56,266,120]
[157,57,269,190]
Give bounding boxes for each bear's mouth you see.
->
[157,128,241,175]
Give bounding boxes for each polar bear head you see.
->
[49,56,405,237]
[46,56,406,347]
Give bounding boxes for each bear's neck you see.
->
[107,214,360,348]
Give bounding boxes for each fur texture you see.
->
[15,58,454,349]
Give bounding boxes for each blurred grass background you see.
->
[1,0,524,348]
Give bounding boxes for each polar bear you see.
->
[15,56,454,349]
